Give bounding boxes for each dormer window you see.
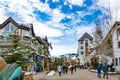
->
[5,23,14,32]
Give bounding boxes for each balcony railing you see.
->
[0,37,13,46]
[0,35,45,56]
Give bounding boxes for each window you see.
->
[85,39,88,46]
[115,58,118,66]
[80,41,83,44]
[85,43,88,46]
[119,57,120,66]
[118,42,120,48]
[117,28,120,40]
[90,41,93,44]
[108,40,110,44]
[5,23,14,32]
[81,51,84,55]
[81,46,83,49]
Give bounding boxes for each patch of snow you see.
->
[46,70,56,76]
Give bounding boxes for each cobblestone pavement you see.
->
[33,69,120,80]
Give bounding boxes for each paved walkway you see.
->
[33,69,120,80]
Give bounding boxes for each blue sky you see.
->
[0,0,120,56]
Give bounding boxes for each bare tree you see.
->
[93,18,103,45]
[93,6,113,45]
[101,5,115,38]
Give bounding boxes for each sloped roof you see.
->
[0,17,29,31]
[78,32,93,41]
[0,17,35,37]
[35,36,43,44]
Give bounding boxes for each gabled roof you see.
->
[78,32,93,41]
[0,17,29,31]
[102,21,120,44]
[0,17,35,37]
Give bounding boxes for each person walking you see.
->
[74,65,77,72]
[96,64,102,78]
[62,65,66,74]
[71,65,74,74]
[102,63,109,79]
[65,65,68,74]
[57,65,62,76]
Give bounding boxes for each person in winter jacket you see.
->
[96,64,102,78]
[102,63,109,79]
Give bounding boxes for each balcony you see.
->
[0,34,44,56]
[0,36,13,47]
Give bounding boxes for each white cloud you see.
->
[49,24,95,57]
[75,24,95,38]
[50,45,77,56]
[50,9,65,23]
[28,0,40,3]
[33,22,63,37]
[52,0,59,3]
[32,1,52,14]
[46,8,66,29]
[0,0,65,37]
[0,0,36,22]
[97,0,110,8]
[48,38,60,44]
[65,0,84,6]
[96,0,120,25]
[0,0,96,57]
[96,0,120,14]
[109,0,120,9]
[65,29,76,35]
[0,5,8,22]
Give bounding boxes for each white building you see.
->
[96,21,120,72]
[77,32,93,65]
[110,21,120,72]
[0,17,51,72]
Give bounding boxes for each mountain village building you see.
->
[96,21,120,72]
[77,32,93,65]
[0,17,51,73]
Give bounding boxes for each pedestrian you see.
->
[80,65,84,69]
[62,65,66,74]
[68,65,71,71]
[74,65,77,72]
[65,65,68,74]
[71,65,74,74]
[57,65,62,76]
[96,64,101,78]
[102,63,109,79]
